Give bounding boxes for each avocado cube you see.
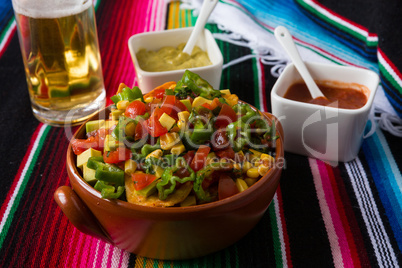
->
[104,134,122,152]
[83,164,97,184]
[159,113,176,130]
[180,99,192,111]
[77,148,102,169]
[136,179,160,197]
[111,109,124,121]
[86,120,105,133]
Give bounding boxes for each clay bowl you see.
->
[55,104,284,260]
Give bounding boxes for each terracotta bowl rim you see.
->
[66,102,284,215]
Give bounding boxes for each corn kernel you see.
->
[160,132,180,150]
[144,96,154,103]
[258,164,271,176]
[242,161,253,173]
[124,159,137,174]
[247,167,260,178]
[236,179,249,192]
[117,100,129,110]
[171,143,185,155]
[244,177,258,187]
[177,111,190,130]
[146,149,163,159]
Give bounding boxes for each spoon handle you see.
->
[274,26,324,99]
[182,0,218,55]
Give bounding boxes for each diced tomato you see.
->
[131,173,157,191]
[170,99,188,120]
[214,104,237,129]
[125,100,146,118]
[218,175,239,200]
[103,147,131,164]
[215,147,235,160]
[190,145,211,172]
[71,128,106,155]
[201,103,212,110]
[144,107,168,137]
[183,150,195,165]
[134,120,147,141]
[160,95,176,115]
[212,129,230,151]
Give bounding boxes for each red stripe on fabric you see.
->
[332,167,371,266]
[46,210,70,267]
[0,123,43,221]
[378,48,402,80]
[14,128,61,265]
[310,0,370,34]
[58,222,78,267]
[259,58,268,112]
[276,186,293,268]
[14,128,67,267]
[34,163,69,266]
[0,25,17,58]
[65,228,83,267]
[325,164,362,267]
[3,126,56,268]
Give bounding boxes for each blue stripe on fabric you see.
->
[380,77,402,117]
[234,0,378,71]
[0,0,13,32]
[362,135,402,252]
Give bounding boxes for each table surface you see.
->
[0,0,401,267]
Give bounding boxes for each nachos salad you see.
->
[71,71,278,207]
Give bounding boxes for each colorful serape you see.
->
[0,0,401,267]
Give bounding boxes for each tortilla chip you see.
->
[125,174,193,207]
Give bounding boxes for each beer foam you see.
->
[12,0,92,19]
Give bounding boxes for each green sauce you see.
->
[136,43,212,72]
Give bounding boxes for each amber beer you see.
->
[12,0,105,126]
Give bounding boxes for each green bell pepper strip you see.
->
[141,140,160,156]
[112,113,150,142]
[87,156,125,186]
[110,86,144,104]
[156,157,196,200]
[94,180,125,199]
[174,70,221,99]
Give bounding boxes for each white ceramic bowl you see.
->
[271,62,379,163]
[128,27,223,93]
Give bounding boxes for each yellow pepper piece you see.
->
[146,149,163,159]
[171,143,185,155]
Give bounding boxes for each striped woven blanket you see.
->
[0,0,401,267]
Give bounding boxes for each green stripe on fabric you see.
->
[251,57,260,110]
[0,18,14,46]
[268,201,283,268]
[0,125,51,249]
[295,0,377,47]
[379,63,402,95]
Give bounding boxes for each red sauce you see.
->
[283,81,368,109]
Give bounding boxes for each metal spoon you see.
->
[274,26,328,101]
[182,0,218,55]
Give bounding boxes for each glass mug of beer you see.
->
[12,0,106,126]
